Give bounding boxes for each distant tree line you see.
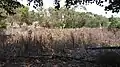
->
[0,6,120,29]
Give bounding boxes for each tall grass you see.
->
[0,27,120,66]
[0,27,120,56]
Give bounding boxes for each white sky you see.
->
[18,0,120,18]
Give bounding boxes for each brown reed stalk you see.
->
[70,31,75,49]
[47,32,54,53]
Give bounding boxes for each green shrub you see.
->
[0,20,7,29]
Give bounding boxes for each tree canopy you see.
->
[0,0,24,15]
[54,0,120,13]
[0,0,120,16]
[26,0,120,13]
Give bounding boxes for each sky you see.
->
[18,0,120,18]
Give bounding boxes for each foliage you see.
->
[13,7,39,26]
[0,0,24,15]
[25,0,120,13]
[1,6,120,29]
[40,7,119,28]
[17,0,120,13]
[54,0,120,13]
[108,16,120,28]
[0,20,7,29]
[0,0,120,16]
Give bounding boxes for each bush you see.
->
[0,20,7,29]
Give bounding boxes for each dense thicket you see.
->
[0,6,120,29]
[0,0,120,29]
[0,0,120,25]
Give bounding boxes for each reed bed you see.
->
[0,27,120,67]
[0,27,120,53]
[2,27,120,46]
[0,28,119,57]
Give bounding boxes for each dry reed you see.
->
[0,27,119,56]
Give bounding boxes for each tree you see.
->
[14,6,38,26]
[0,0,24,15]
